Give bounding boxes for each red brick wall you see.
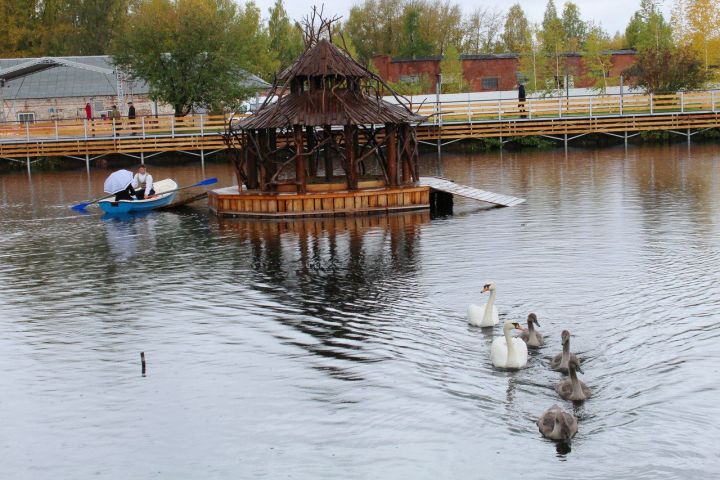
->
[372,52,638,92]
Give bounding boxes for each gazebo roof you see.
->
[240,89,424,129]
[278,39,368,81]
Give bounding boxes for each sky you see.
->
[250,0,674,36]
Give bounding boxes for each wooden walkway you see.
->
[1,89,719,165]
[419,176,525,207]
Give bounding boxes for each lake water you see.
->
[1,144,719,479]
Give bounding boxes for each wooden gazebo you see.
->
[209,14,431,217]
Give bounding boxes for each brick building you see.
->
[372,50,637,92]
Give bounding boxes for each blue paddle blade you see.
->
[196,177,218,186]
[71,203,90,211]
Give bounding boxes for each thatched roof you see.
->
[239,39,425,129]
[278,39,368,80]
[240,89,424,129]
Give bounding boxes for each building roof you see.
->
[387,50,636,63]
[0,55,269,100]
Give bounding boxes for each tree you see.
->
[268,0,304,71]
[112,0,261,115]
[398,5,433,58]
[345,0,404,64]
[462,7,504,54]
[518,24,542,92]
[624,0,672,52]
[539,0,566,90]
[440,44,463,92]
[672,0,720,79]
[502,4,531,53]
[623,44,710,93]
[583,23,613,91]
[561,2,586,51]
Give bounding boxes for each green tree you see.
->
[561,2,586,50]
[440,44,463,92]
[583,23,613,91]
[112,0,260,115]
[345,0,404,64]
[539,0,566,90]
[624,0,672,52]
[672,0,720,78]
[268,0,304,71]
[502,4,531,53]
[398,5,433,58]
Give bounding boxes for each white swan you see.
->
[491,321,528,369]
[468,282,499,327]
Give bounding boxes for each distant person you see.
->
[127,101,136,135]
[132,164,155,200]
[85,102,92,120]
[110,105,121,135]
[518,83,527,119]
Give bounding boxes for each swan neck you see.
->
[505,326,515,354]
[569,369,583,397]
[483,289,496,322]
[550,419,563,438]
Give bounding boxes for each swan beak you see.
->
[576,366,584,374]
[481,286,489,293]
[534,320,540,327]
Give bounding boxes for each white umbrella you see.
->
[104,169,134,194]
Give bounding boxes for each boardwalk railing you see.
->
[414,90,720,124]
[1,90,719,145]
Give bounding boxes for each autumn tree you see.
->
[623,44,710,93]
[440,44,464,92]
[539,0,566,90]
[345,0,404,64]
[671,0,720,79]
[461,7,504,54]
[502,4,531,53]
[268,0,304,71]
[112,0,265,115]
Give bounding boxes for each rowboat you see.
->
[98,179,178,214]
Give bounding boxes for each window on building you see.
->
[399,74,420,84]
[94,101,104,113]
[481,77,499,90]
[17,112,35,123]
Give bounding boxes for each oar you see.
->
[71,192,117,211]
[71,177,218,212]
[155,177,218,197]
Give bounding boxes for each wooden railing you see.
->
[1,90,719,161]
[414,90,720,124]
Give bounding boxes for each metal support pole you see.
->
[171,116,175,137]
[624,131,628,149]
[141,116,146,138]
[712,91,716,112]
[112,118,116,137]
[680,92,684,113]
[650,93,653,114]
[436,73,442,158]
[200,148,205,170]
[140,151,145,165]
[83,118,88,139]
[619,75,624,115]
[25,121,30,141]
[26,155,31,175]
[589,96,593,117]
[687,128,691,146]
[54,120,59,140]
[564,133,568,152]
[85,153,90,173]
[558,98,562,118]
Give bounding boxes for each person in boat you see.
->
[114,184,137,201]
[132,165,155,200]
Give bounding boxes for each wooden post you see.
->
[267,128,277,188]
[294,125,306,193]
[344,124,358,190]
[386,123,398,187]
[140,352,146,376]
[245,130,259,190]
[306,126,317,177]
[400,124,412,184]
[257,128,268,191]
[323,125,333,181]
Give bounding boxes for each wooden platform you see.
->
[209,185,431,217]
[419,176,526,207]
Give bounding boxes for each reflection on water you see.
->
[1,144,720,479]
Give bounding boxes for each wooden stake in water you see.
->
[140,352,146,376]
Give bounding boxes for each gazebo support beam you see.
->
[323,125,333,181]
[386,123,398,187]
[344,124,358,190]
[294,125,306,193]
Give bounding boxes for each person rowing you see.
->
[132,165,155,200]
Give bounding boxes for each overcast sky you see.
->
[250,0,673,36]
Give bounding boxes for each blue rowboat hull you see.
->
[99,192,176,214]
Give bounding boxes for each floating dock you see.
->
[419,176,526,207]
